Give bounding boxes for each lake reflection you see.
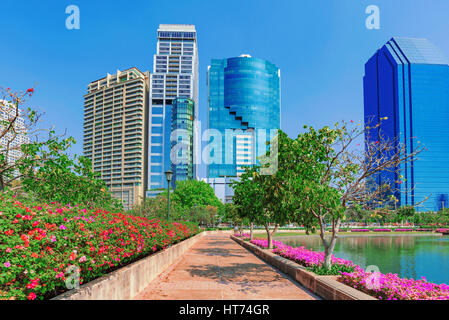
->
[278,234,449,285]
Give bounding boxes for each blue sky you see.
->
[1,0,449,179]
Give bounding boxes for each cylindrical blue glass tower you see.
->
[207,55,281,178]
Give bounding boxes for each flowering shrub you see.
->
[415,228,433,232]
[249,239,360,275]
[436,228,449,233]
[372,229,392,232]
[0,194,200,300]
[340,269,449,300]
[249,237,449,299]
[394,229,414,232]
[233,233,250,238]
[350,229,370,232]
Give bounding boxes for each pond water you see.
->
[277,234,449,285]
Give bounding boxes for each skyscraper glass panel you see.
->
[171,98,194,187]
[147,24,199,194]
[207,55,281,178]
[364,37,449,211]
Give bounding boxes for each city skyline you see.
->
[2,1,449,181]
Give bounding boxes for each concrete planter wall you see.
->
[231,235,376,300]
[53,232,206,300]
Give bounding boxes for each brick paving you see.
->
[134,233,317,300]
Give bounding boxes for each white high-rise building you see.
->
[147,24,199,194]
[0,100,29,165]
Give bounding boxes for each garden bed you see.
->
[233,234,449,300]
[231,235,375,300]
[0,194,200,300]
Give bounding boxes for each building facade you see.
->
[171,98,194,187]
[201,177,238,203]
[83,68,150,210]
[147,24,199,194]
[364,37,449,211]
[0,100,29,174]
[207,55,281,179]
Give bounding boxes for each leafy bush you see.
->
[0,193,200,300]
[18,133,122,211]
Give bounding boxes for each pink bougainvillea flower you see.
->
[59,224,67,230]
[4,261,11,268]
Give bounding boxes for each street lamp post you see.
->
[164,170,173,220]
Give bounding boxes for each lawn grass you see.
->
[251,231,437,238]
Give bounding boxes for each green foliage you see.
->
[130,180,222,226]
[396,205,415,220]
[308,263,358,276]
[169,180,223,216]
[18,132,122,211]
[128,194,178,220]
[231,167,263,226]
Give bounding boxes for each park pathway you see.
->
[134,233,317,300]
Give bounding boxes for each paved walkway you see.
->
[134,233,317,300]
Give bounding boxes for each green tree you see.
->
[128,193,179,220]
[231,166,264,240]
[396,205,416,224]
[231,131,295,248]
[169,180,223,216]
[283,120,423,269]
[18,132,122,211]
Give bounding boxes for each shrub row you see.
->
[0,194,200,300]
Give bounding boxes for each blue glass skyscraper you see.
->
[147,24,199,196]
[364,37,449,211]
[171,98,194,187]
[207,55,281,178]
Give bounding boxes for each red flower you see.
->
[26,88,34,93]
[27,292,36,300]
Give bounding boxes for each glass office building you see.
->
[170,98,194,187]
[207,55,281,178]
[364,37,449,211]
[147,24,199,195]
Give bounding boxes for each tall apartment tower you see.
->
[147,24,199,195]
[206,55,281,179]
[364,37,449,211]
[0,100,29,165]
[83,68,150,210]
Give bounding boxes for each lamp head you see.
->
[164,170,173,182]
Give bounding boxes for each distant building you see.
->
[201,177,238,203]
[147,24,199,194]
[83,68,150,210]
[364,37,449,211]
[0,100,29,172]
[207,55,281,179]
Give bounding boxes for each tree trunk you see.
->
[249,222,254,240]
[265,223,279,249]
[265,224,272,249]
[239,223,243,236]
[323,218,341,270]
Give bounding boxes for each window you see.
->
[151,146,162,153]
[151,126,163,134]
[152,116,163,124]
